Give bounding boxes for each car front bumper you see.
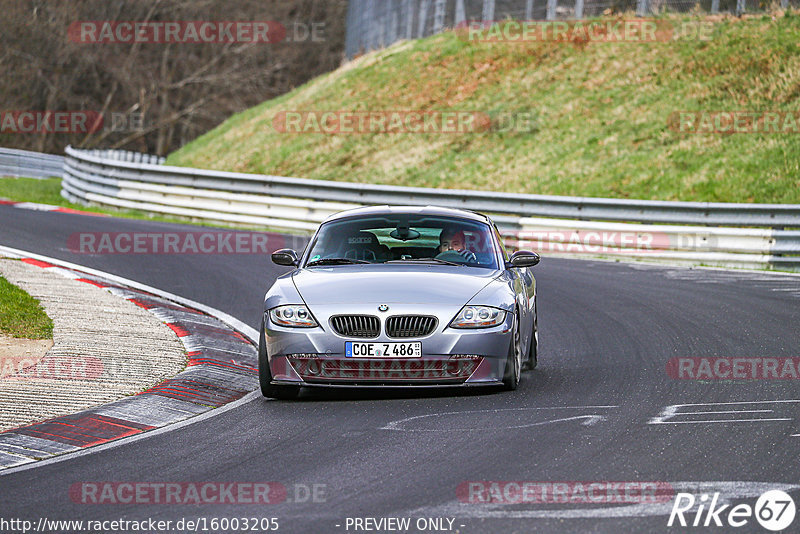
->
[264,308,514,387]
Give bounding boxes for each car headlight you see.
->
[269,305,318,328]
[449,306,506,329]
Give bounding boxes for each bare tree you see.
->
[0,0,347,155]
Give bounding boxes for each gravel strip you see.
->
[0,259,186,431]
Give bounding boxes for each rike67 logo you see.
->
[668,490,795,531]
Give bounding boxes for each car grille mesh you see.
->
[386,315,437,338]
[330,315,380,338]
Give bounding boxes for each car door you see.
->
[492,223,534,348]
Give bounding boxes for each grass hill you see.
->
[167,12,800,204]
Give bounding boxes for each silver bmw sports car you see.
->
[259,205,540,399]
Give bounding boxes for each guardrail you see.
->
[61,146,800,271]
[76,148,165,166]
[0,147,64,179]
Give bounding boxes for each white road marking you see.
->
[687,410,772,415]
[46,266,81,279]
[13,202,58,211]
[673,399,800,406]
[381,406,617,432]
[403,481,800,520]
[649,400,800,425]
[650,418,792,425]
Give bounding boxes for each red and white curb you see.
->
[0,198,107,217]
[0,254,257,470]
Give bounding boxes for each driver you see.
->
[437,226,477,262]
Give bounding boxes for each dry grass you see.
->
[168,12,800,203]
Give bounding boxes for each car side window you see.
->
[493,225,509,263]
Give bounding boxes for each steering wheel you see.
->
[343,249,377,262]
[435,249,476,263]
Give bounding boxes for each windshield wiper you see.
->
[386,257,462,266]
[305,258,370,267]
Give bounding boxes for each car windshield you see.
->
[304,215,501,269]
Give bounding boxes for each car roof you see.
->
[322,205,491,224]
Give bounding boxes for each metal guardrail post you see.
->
[433,0,446,33]
[375,0,385,47]
[403,0,414,39]
[344,0,358,57]
[366,0,377,50]
[482,0,496,21]
[574,0,584,19]
[418,0,430,37]
[546,0,557,20]
[389,1,399,43]
[526,0,535,19]
[455,0,466,26]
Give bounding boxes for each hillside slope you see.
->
[168,13,800,203]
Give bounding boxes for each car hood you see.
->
[293,264,501,306]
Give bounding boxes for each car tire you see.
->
[502,310,521,390]
[523,296,538,371]
[259,319,300,400]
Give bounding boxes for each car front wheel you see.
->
[523,296,538,371]
[259,319,300,400]
[502,310,522,390]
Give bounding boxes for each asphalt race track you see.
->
[2,204,800,533]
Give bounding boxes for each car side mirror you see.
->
[272,249,299,267]
[508,250,540,268]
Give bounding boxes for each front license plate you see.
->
[345,342,422,358]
